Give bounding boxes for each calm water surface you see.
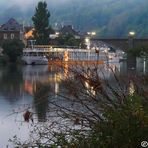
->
[0,59,147,147]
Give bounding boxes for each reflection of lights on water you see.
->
[104,64,119,73]
[64,51,68,62]
[64,63,68,78]
[144,59,146,75]
[129,81,135,96]
[55,82,59,94]
[85,81,96,96]
[54,74,59,94]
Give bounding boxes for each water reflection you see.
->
[119,57,148,76]
[34,82,49,122]
[0,65,23,102]
[0,59,147,147]
[22,65,64,121]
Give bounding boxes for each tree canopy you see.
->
[32,1,51,45]
[2,40,24,63]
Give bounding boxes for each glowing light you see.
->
[24,28,34,39]
[87,31,96,36]
[129,31,135,36]
[85,38,90,43]
[129,81,135,96]
[55,32,59,35]
[91,32,96,36]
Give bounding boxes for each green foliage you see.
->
[0,55,8,65]
[32,1,51,45]
[89,95,148,148]
[2,40,24,63]
[128,45,148,57]
[56,34,86,48]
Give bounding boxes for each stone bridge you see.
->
[91,38,148,51]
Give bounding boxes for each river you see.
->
[0,59,147,147]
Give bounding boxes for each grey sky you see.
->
[0,0,70,6]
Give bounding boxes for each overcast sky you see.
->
[0,0,71,6]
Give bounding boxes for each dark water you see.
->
[0,59,147,147]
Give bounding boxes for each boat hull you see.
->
[22,56,48,65]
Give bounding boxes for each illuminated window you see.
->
[11,33,15,39]
[4,33,7,39]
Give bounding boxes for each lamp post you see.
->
[128,31,135,49]
[95,47,99,62]
[85,31,96,50]
[85,37,90,49]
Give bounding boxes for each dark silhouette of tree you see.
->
[2,40,24,63]
[32,1,51,45]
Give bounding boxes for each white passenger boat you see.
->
[22,45,122,65]
[22,48,48,65]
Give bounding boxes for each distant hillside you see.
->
[0,0,148,37]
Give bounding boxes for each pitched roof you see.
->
[60,25,79,36]
[0,18,22,31]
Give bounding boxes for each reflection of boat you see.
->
[22,65,49,82]
[22,48,48,65]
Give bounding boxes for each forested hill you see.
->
[0,0,148,37]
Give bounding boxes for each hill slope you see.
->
[0,0,148,37]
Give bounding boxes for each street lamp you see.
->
[128,31,135,37]
[87,31,96,36]
[128,31,136,49]
[95,47,99,62]
[91,32,96,36]
[85,37,90,49]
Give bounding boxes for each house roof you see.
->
[60,25,80,36]
[0,18,22,31]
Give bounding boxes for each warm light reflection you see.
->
[85,81,96,96]
[24,80,34,95]
[64,63,69,78]
[64,51,69,61]
[129,81,135,96]
[54,74,59,94]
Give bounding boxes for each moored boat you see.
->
[22,45,122,65]
[22,48,48,65]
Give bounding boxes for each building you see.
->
[0,18,23,42]
[59,25,81,39]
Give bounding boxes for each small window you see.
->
[4,28,8,30]
[4,33,7,39]
[11,33,15,39]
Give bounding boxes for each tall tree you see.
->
[32,1,50,45]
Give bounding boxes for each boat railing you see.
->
[23,48,99,53]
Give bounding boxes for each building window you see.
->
[4,33,7,39]
[11,33,15,39]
